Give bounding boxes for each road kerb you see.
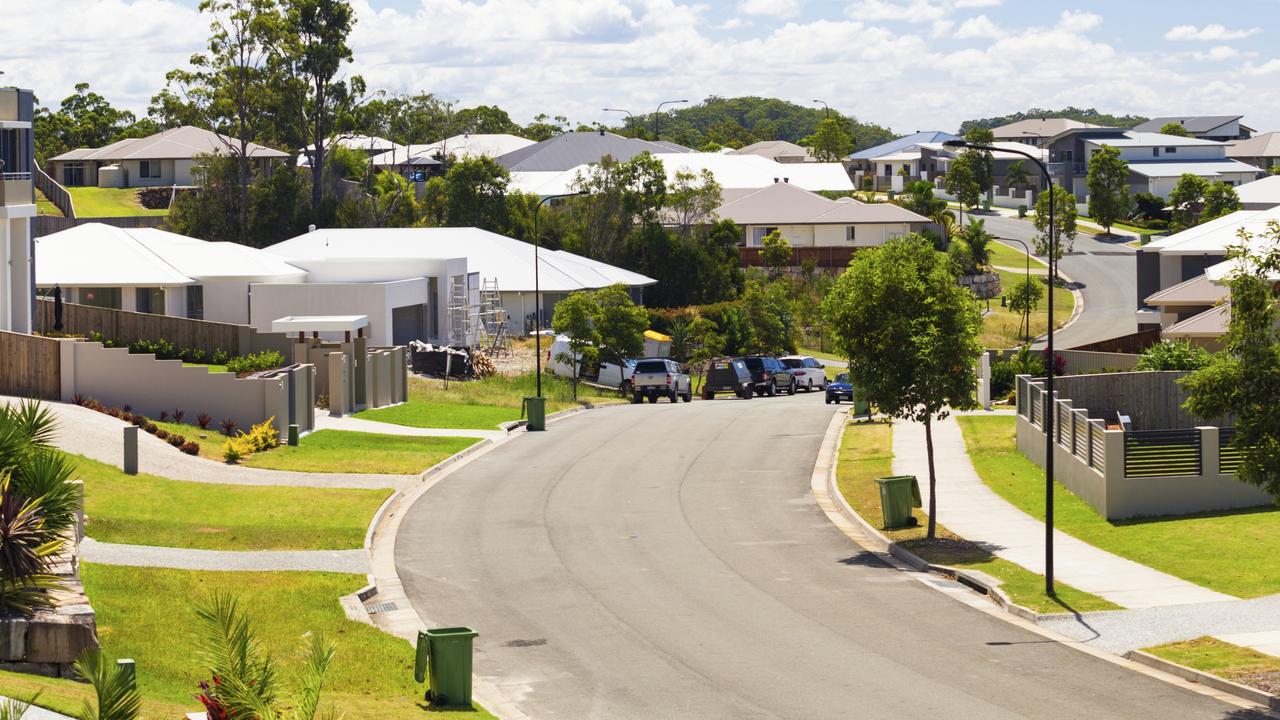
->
[809,410,1270,715]
[1126,650,1280,712]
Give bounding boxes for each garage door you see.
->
[392,304,425,346]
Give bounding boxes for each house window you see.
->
[135,287,165,315]
[883,164,891,176]
[80,287,122,310]
[846,226,856,243]
[139,160,161,178]
[1165,147,1177,154]
[186,285,204,320]
[62,163,85,186]
[1152,148,1159,157]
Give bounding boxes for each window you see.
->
[883,164,891,176]
[1165,147,1178,154]
[135,287,165,315]
[79,287,122,309]
[139,160,161,178]
[846,226,856,243]
[62,163,85,186]
[1152,148,1160,157]
[186,285,204,320]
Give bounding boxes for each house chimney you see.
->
[599,128,605,136]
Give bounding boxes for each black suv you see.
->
[740,356,796,397]
[701,357,754,399]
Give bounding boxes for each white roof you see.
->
[34,223,304,287]
[272,315,368,333]
[265,227,654,293]
[372,134,535,166]
[919,140,1048,161]
[1235,175,1280,208]
[1085,132,1226,148]
[1127,160,1263,178]
[332,135,402,153]
[509,152,853,196]
[1143,206,1280,255]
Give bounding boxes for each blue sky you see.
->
[7,0,1280,134]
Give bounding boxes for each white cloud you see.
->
[953,14,999,39]
[846,0,948,23]
[1193,46,1239,62]
[1057,10,1101,33]
[954,0,1001,6]
[738,0,801,17]
[719,17,746,30]
[1165,24,1260,41]
[930,19,954,37]
[1245,58,1280,76]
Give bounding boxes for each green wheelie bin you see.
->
[523,396,546,432]
[424,627,478,707]
[875,475,921,529]
[851,385,871,417]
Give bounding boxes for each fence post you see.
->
[1198,426,1218,478]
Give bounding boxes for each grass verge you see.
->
[73,453,386,550]
[66,186,168,217]
[242,430,478,475]
[836,420,1118,614]
[183,361,229,374]
[979,270,1074,349]
[1146,637,1280,695]
[0,565,493,719]
[988,240,1048,270]
[956,415,1280,598]
[358,371,623,430]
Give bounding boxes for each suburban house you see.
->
[1235,175,1280,209]
[1227,131,1280,172]
[1041,128,1262,201]
[1132,116,1254,142]
[730,140,815,163]
[1134,205,1280,347]
[370,134,535,181]
[712,181,928,268]
[495,130,692,173]
[991,118,1104,147]
[48,126,288,188]
[1,87,36,334]
[847,131,958,191]
[34,224,307,322]
[509,149,854,197]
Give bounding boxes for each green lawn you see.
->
[988,241,1048,271]
[1145,637,1280,695]
[358,371,622,430]
[66,186,168,218]
[183,361,229,374]
[979,269,1074,350]
[73,453,386,550]
[956,415,1280,598]
[242,429,478,475]
[34,188,64,217]
[836,421,1117,614]
[0,565,493,719]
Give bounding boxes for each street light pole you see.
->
[1000,236,1034,339]
[812,99,830,120]
[602,108,635,135]
[653,99,688,141]
[945,139,1057,596]
[532,192,586,399]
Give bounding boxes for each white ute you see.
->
[631,358,692,404]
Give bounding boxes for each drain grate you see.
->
[366,601,398,614]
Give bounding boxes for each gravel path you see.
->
[81,538,369,574]
[1041,594,1280,653]
[3,396,415,490]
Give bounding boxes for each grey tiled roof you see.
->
[495,131,691,172]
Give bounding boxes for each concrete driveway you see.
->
[394,397,1259,719]
[980,214,1137,349]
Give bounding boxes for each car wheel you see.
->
[702,387,713,400]
[632,393,642,404]
[807,379,814,393]
[825,396,832,405]
[668,389,678,403]
[767,381,776,397]
[682,392,692,403]
[787,381,796,396]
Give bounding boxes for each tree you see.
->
[1136,339,1212,371]
[691,219,745,303]
[957,218,993,269]
[1159,122,1190,137]
[1169,173,1209,229]
[1086,144,1132,235]
[802,117,853,161]
[822,236,982,539]
[594,284,648,374]
[440,156,510,231]
[741,278,795,354]
[454,104,519,134]
[899,180,947,218]
[687,314,725,392]
[1183,221,1280,494]
[1033,184,1077,265]
[666,169,721,234]
[959,107,1148,134]
[1007,276,1044,340]
[944,152,982,210]
[275,0,363,216]
[1004,159,1030,190]
[33,84,139,164]
[761,230,792,277]
[1134,191,1166,220]
[961,127,995,199]
[551,291,600,400]
[1202,181,1241,222]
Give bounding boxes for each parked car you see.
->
[779,355,827,392]
[631,358,692,403]
[547,336,636,391]
[740,356,796,396]
[826,372,854,404]
[701,357,753,400]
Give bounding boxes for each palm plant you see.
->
[1005,159,1030,190]
[196,593,340,720]
[75,649,141,720]
[959,219,994,269]
[0,693,38,720]
[931,209,956,245]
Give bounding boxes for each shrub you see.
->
[144,422,158,435]
[168,434,185,448]
[159,410,169,422]
[219,419,237,437]
[211,349,231,366]
[180,347,208,364]
[241,417,279,453]
[130,415,147,428]
[72,394,88,406]
[222,439,246,464]
[180,441,200,455]
[107,408,122,419]
[173,409,185,423]
[196,413,213,430]
[1136,339,1212,371]
[122,405,132,413]
[989,359,1015,398]
[155,429,170,441]
[225,350,286,375]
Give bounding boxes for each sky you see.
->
[5,0,1280,135]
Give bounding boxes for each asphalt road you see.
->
[395,396,1261,719]
[980,214,1137,349]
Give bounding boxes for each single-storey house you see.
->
[374,133,535,167]
[495,130,691,173]
[1132,116,1253,142]
[1234,175,1280,210]
[48,126,288,188]
[730,140,815,163]
[1227,132,1280,173]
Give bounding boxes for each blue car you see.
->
[825,372,854,404]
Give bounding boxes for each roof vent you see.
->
[783,178,789,183]
[599,128,605,136]
[773,177,779,183]
[308,224,316,233]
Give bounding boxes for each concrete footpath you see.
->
[314,413,504,440]
[80,538,369,574]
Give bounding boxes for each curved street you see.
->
[394,397,1259,719]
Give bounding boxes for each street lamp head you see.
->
[942,139,968,149]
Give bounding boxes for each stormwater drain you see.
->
[366,602,398,614]
[504,638,548,648]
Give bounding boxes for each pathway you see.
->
[1,397,414,490]
[80,538,369,574]
[1040,594,1280,654]
[313,413,504,439]
[890,414,1233,608]
[0,697,71,720]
